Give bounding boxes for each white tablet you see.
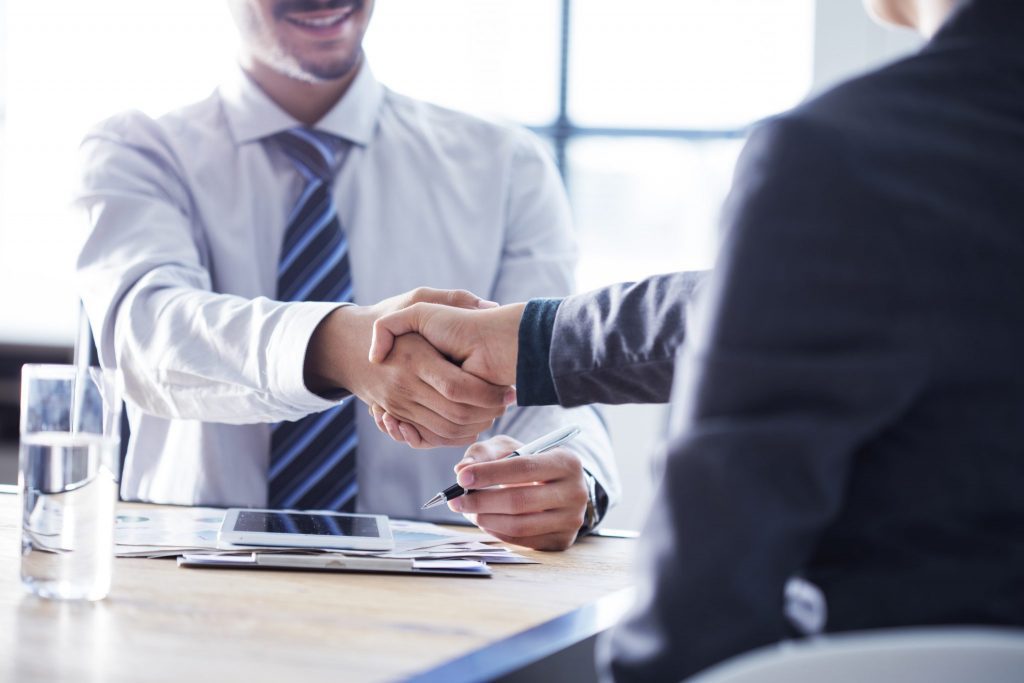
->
[219,508,394,551]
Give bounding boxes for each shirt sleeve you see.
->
[75,113,342,424]
[604,116,929,681]
[488,129,621,515]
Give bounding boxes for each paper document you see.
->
[115,507,535,565]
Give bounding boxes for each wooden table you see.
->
[0,490,635,682]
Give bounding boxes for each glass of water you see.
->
[19,364,123,600]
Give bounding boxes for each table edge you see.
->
[402,586,635,683]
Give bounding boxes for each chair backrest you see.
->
[688,627,1024,683]
[75,305,131,494]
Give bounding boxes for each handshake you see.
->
[305,287,527,449]
[306,288,595,551]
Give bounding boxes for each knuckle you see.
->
[551,535,575,551]
[383,377,408,400]
[508,489,530,514]
[495,435,520,450]
[410,286,429,302]
[518,457,541,480]
[562,452,584,476]
[447,403,473,425]
[475,514,496,533]
[440,420,475,440]
[435,377,458,400]
[430,421,458,439]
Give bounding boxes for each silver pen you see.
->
[421,424,582,510]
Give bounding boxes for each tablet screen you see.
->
[232,511,382,537]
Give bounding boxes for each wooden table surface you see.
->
[0,492,635,683]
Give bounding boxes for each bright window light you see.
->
[0,0,238,345]
[365,0,560,126]
[0,0,815,345]
[570,0,815,129]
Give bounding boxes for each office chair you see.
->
[75,305,131,496]
[687,627,1024,683]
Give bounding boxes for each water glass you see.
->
[19,364,123,600]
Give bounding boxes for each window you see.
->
[369,0,815,290]
[0,0,814,345]
[0,0,238,346]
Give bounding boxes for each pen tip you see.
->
[421,493,445,510]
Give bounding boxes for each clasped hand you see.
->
[304,287,516,448]
[355,291,591,550]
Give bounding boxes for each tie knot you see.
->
[275,128,346,182]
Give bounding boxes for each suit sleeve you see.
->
[604,117,928,680]
[535,272,705,406]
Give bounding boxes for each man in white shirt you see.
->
[76,0,617,550]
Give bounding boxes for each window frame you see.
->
[529,0,749,183]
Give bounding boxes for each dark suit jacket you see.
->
[517,1,1024,679]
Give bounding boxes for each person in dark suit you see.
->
[368,0,1024,679]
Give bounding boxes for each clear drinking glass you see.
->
[19,364,123,600]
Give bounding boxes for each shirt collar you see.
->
[220,59,384,147]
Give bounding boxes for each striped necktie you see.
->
[268,127,358,512]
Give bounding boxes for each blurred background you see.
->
[0,0,920,530]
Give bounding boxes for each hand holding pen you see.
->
[423,424,582,508]
[423,425,589,551]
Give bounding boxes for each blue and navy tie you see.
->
[268,128,358,512]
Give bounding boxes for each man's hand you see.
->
[369,302,526,387]
[305,288,515,447]
[446,435,589,551]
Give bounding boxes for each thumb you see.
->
[409,287,498,310]
[455,435,521,473]
[368,303,429,364]
[448,289,500,310]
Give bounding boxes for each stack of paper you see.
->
[114,508,535,566]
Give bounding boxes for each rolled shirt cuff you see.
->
[516,297,563,406]
[267,301,354,415]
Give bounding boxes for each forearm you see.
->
[516,271,706,407]
[108,275,343,423]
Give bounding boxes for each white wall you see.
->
[598,404,669,532]
[812,0,922,92]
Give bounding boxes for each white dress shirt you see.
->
[75,63,618,522]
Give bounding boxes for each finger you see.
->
[409,287,499,310]
[384,335,510,422]
[449,479,583,515]
[455,436,522,474]
[456,449,583,490]
[381,377,499,442]
[418,359,515,411]
[378,335,506,431]
[369,404,387,433]
[473,509,586,540]
[396,420,470,449]
[381,412,407,443]
[402,419,479,448]
[369,303,436,364]
[397,422,427,449]
[486,529,578,552]
[379,412,470,449]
